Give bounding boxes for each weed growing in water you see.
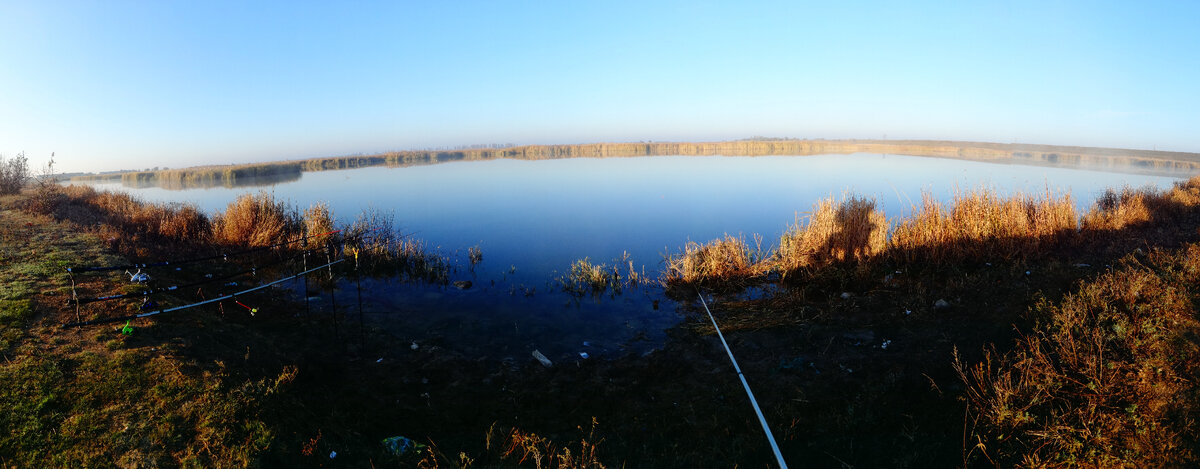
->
[560,252,642,297]
[468,245,483,265]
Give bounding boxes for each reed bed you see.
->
[55,185,211,243]
[302,202,335,241]
[774,195,888,271]
[891,188,1077,262]
[664,178,1200,288]
[343,208,449,282]
[663,234,763,288]
[211,191,302,247]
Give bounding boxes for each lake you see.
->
[81,153,1187,360]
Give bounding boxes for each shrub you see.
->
[0,152,29,195]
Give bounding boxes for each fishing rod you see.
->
[696,290,789,469]
[66,229,344,273]
[63,258,345,328]
[66,249,311,305]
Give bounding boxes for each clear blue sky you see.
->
[2,1,1198,173]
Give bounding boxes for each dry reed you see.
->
[663,234,761,287]
[891,188,1076,262]
[211,191,301,247]
[773,195,888,271]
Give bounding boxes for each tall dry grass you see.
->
[55,185,211,242]
[663,234,762,287]
[662,180,1200,287]
[343,208,449,282]
[211,191,301,247]
[773,195,888,271]
[891,188,1076,262]
[302,202,335,240]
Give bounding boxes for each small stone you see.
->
[410,341,419,351]
[840,292,853,299]
[934,299,950,310]
[453,280,472,290]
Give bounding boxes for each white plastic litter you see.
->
[532,350,553,367]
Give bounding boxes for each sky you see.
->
[1,1,1198,174]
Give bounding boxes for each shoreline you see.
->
[70,139,1200,190]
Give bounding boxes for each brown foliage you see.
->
[891,189,1076,263]
[957,247,1200,466]
[774,195,888,270]
[211,191,300,247]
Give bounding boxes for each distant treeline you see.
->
[71,139,1200,189]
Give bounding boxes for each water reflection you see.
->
[120,170,303,190]
[76,153,1191,359]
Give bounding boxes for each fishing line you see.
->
[696,290,789,469]
[64,258,345,327]
[66,229,343,273]
[67,250,310,305]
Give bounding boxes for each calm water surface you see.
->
[84,154,1185,360]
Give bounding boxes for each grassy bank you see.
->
[70,139,1200,189]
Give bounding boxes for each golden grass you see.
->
[55,185,211,243]
[560,253,641,296]
[303,202,335,240]
[774,195,888,271]
[891,188,1076,262]
[663,177,1200,288]
[211,191,301,247]
[663,234,762,287]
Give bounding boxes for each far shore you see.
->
[70,138,1200,190]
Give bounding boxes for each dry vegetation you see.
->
[664,178,1200,289]
[560,253,641,297]
[956,246,1200,467]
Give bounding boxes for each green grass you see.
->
[0,350,290,467]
